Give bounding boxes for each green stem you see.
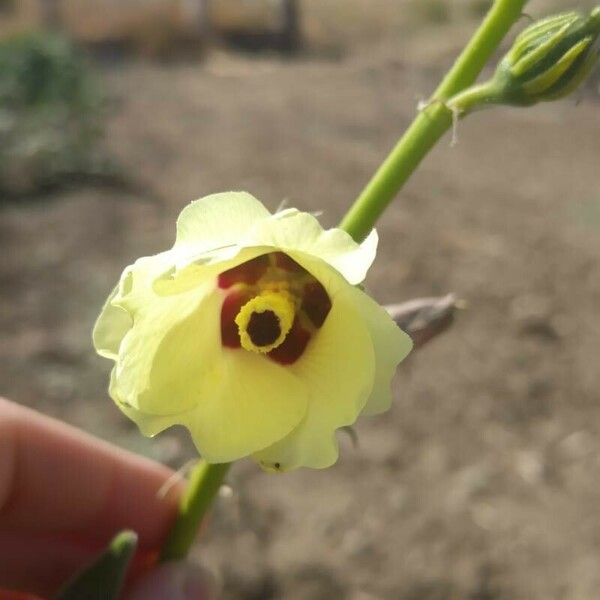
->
[339,0,528,242]
[448,80,503,114]
[159,461,230,562]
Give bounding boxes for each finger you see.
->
[0,397,183,595]
[0,531,157,597]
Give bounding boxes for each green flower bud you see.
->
[493,8,600,106]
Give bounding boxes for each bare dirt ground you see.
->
[2,4,600,598]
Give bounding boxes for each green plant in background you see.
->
[0,32,107,198]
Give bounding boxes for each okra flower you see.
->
[93,192,412,471]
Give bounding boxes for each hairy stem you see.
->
[159,461,230,561]
[340,0,528,241]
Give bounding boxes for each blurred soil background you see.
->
[1,0,600,598]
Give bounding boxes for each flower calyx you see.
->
[447,8,600,115]
[495,8,600,106]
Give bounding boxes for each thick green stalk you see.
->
[339,0,528,242]
[160,461,230,561]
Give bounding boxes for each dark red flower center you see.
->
[219,252,332,365]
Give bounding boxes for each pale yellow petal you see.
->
[153,246,270,297]
[112,250,182,313]
[253,267,376,470]
[114,349,309,463]
[186,347,308,463]
[175,192,271,251]
[94,249,184,360]
[291,253,411,415]
[246,210,378,285]
[116,287,219,416]
[110,255,212,415]
[92,286,133,361]
[109,367,195,437]
[112,287,308,462]
[348,288,413,416]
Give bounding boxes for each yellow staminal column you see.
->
[235,290,296,354]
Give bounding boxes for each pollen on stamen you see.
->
[221,291,250,348]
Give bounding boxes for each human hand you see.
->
[0,397,214,599]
